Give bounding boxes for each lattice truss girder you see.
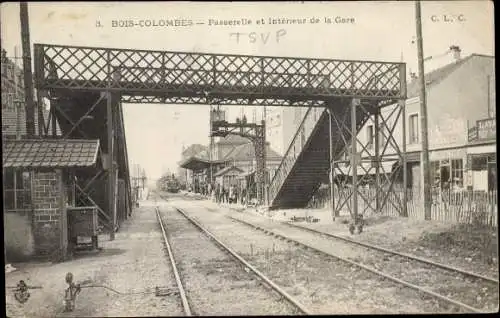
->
[210,120,266,204]
[35,44,406,104]
[332,101,406,216]
[210,122,261,140]
[74,169,113,229]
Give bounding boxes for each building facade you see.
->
[265,106,312,156]
[352,53,496,194]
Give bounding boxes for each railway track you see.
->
[224,213,498,313]
[284,221,499,283]
[155,204,312,315]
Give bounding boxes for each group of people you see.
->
[196,182,257,205]
[213,184,239,204]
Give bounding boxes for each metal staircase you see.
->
[268,98,371,209]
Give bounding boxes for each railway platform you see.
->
[5,200,181,317]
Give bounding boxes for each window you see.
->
[3,169,31,211]
[366,125,374,149]
[451,159,464,187]
[409,114,419,144]
[430,161,440,187]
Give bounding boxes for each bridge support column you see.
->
[351,99,360,224]
[401,99,408,217]
[107,92,116,240]
[254,120,266,206]
[328,107,336,221]
[374,111,380,213]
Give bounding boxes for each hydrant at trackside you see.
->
[64,272,81,312]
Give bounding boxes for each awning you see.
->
[237,168,271,179]
[214,165,243,177]
[335,160,397,176]
[2,139,100,168]
[179,156,228,170]
[237,170,255,179]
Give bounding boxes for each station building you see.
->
[179,133,282,195]
[353,51,496,194]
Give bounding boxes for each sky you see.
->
[1,1,494,180]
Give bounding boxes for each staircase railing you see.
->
[268,106,326,204]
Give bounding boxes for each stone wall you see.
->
[31,170,68,260]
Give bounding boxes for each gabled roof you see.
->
[178,155,227,170]
[216,134,250,145]
[214,165,243,177]
[407,54,494,98]
[2,139,100,168]
[182,144,207,158]
[223,142,282,161]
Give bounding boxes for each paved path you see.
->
[5,200,182,317]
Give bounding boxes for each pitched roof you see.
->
[2,139,100,168]
[407,54,493,98]
[182,144,207,158]
[214,165,243,177]
[216,134,250,145]
[224,142,282,161]
[178,155,227,170]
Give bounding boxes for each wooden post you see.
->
[415,0,432,220]
[20,2,36,137]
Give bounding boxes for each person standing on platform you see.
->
[215,183,220,203]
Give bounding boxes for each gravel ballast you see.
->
[171,199,465,314]
[159,205,300,316]
[6,201,183,317]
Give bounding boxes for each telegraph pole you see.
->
[20,2,36,137]
[415,1,432,220]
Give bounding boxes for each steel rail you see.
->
[173,207,312,315]
[155,207,192,316]
[227,215,484,314]
[211,200,498,284]
[283,221,499,284]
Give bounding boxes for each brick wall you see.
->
[32,170,68,259]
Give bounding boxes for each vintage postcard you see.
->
[2,1,497,316]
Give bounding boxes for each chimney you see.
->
[450,45,461,61]
[409,69,418,80]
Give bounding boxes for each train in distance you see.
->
[158,174,181,193]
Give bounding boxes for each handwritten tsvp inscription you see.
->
[230,29,287,44]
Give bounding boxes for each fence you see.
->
[308,186,498,228]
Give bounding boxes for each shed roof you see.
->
[179,156,227,170]
[214,165,243,177]
[2,139,100,168]
[224,142,282,161]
